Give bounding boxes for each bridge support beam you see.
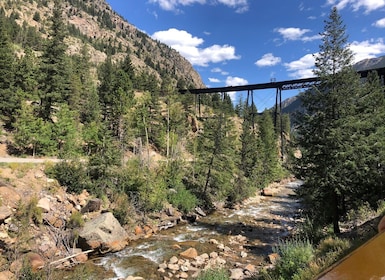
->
[275,87,284,160]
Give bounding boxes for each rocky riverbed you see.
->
[96,179,302,280]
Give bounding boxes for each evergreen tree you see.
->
[98,57,135,140]
[239,100,260,178]
[14,102,55,156]
[190,112,238,206]
[0,13,19,127]
[337,72,385,210]
[52,104,80,158]
[259,110,281,186]
[295,7,361,233]
[39,0,70,120]
[14,47,39,100]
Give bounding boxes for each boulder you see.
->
[169,256,178,264]
[78,212,128,253]
[267,252,280,264]
[0,186,20,208]
[10,252,45,273]
[0,270,14,280]
[229,268,244,280]
[261,188,277,197]
[27,252,45,271]
[244,264,256,273]
[37,197,50,213]
[81,198,102,213]
[134,225,143,235]
[0,206,12,223]
[179,247,198,259]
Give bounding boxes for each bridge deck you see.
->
[179,67,385,95]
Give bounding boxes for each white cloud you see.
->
[225,76,248,102]
[255,53,282,67]
[211,67,229,75]
[373,18,385,28]
[282,39,385,78]
[274,27,320,42]
[152,28,203,46]
[349,39,385,62]
[149,0,249,13]
[225,76,248,86]
[152,28,240,66]
[284,53,316,78]
[217,0,249,13]
[148,0,205,11]
[208,77,221,83]
[326,0,385,13]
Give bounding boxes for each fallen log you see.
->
[49,249,94,266]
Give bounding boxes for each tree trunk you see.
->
[332,189,340,234]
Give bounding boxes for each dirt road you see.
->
[0,157,61,163]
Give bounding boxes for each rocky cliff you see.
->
[0,0,205,88]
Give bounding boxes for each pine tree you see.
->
[259,111,281,186]
[0,13,19,127]
[39,0,70,120]
[295,7,361,233]
[14,47,39,100]
[190,111,238,206]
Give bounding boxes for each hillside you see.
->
[0,0,204,89]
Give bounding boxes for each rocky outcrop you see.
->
[78,212,129,253]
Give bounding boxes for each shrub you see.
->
[266,238,315,280]
[111,192,134,225]
[68,211,84,228]
[168,186,198,213]
[46,161,90,194]
[15,196,42,225]
[197,268,230,280]
[297,216,325,244]
[316,236,350,257]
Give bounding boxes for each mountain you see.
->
[353,55,385,72]
[0,0,204,89]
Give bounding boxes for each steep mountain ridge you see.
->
[0,0,204,88]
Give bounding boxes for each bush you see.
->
[297,216,325,244]
[197,268,230,280]
[46,161,90,194]
[168,186,198,213]
[263,238,314,280]
[15,196,42,225]
[68,211,84,228]
[111,192,134,225]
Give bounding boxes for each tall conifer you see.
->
[296,7,362,233]
[39,0,70,120]
[0,14,19,127]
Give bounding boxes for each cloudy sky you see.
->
[106,0,385,110]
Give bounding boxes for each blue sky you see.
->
[106,0,385,110]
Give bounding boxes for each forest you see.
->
[1,1,385,278]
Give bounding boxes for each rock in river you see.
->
[78,212,128,253]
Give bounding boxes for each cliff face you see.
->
[1,0,205,88]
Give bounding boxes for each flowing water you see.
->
[93,180,302,279]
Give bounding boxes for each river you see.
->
[91,180,302,279]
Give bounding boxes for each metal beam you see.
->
[179,77,319,95]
